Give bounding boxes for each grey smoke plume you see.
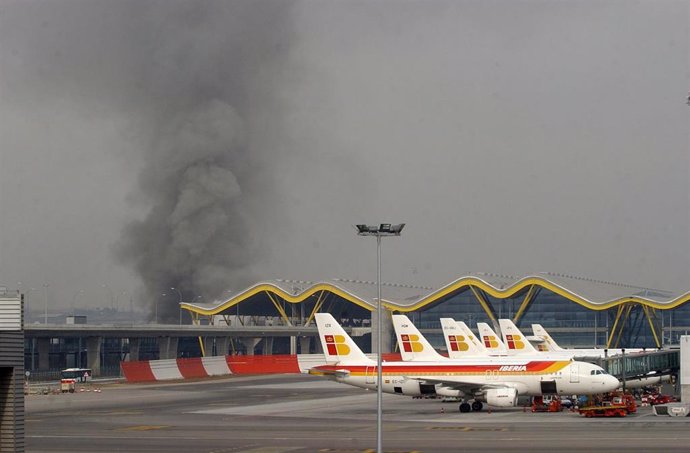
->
[110,1,295,320]
[116,101,256,318]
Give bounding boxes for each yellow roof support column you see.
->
[642,305,661,349]
[607,304,625,349]
[469,285,497,323]
[613,304,634,348]
[304,291,326,327]
[266,291,292,326]
[513,285,537,324]
[198,336,206,357]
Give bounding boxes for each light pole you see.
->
[355,223,405,453]
[171,287,183,325]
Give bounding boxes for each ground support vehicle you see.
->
[60,378,76,393]
[531,396,562,412]
[648,393,677,406]
[578,393,636,417]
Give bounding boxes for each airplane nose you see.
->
[607,376,620,390]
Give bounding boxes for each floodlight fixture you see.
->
[355,223,405,237]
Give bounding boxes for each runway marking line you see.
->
[232,448,303,453]
[100,410,144,416]
[319,450,423,453]
[428,426,507,432]
[116,425,171,432]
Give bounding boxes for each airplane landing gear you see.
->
[471,401,483,412]
[459,402,471,413]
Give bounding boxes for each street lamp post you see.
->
[171,287,183,325]
[355,223,405,453]
[157,294,165,324]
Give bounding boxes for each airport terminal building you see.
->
[183,272,690,353]
[18,272,690,376]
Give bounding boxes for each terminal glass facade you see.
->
[409,287,675,349]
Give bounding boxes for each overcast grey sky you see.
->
[1,0,688,319]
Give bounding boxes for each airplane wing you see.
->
[408,376,525,394]
[308,367,351,379]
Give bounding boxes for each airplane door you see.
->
[569,363,580,383]
[540,380,558,394]
[365,366,376,385]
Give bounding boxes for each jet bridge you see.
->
[600,349,679,382]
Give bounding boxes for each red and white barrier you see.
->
[150,359,184,381]
[122,354,297,382]
[201,356,232,376]
[121,352,404,383]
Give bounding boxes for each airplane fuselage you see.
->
[313,358,618,397]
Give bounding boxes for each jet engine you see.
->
[485,388,518,407]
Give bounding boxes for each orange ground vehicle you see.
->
[531,396,563,412]
[578,392,636,418]
[648,393,677,405]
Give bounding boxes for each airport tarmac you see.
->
[26,374,690,452]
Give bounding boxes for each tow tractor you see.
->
[578,392,637,418]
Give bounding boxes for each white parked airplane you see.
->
[530,324,667,388]
[531,324,645,358]
[499,319,576,360]
[439,318,487,358]
[399,315,573,361]
[441,318,576,361]
[310,313,619,412]
[477,322,509,355]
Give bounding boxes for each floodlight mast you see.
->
[355,223,404,453]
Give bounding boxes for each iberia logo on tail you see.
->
[324,335,350,356]
[400,334,424,353]
[447,335,470,352]
[506,334,526,350]
[483,335,500,349]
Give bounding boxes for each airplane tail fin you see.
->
[456,321,488,353]
[532,324,564,351]
[392,314,445,361]
[314,313,373,364]
[477,322,508,355]
[498,319,538,355]
[440,318,484,357]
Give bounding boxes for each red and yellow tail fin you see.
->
[392,314,445,361]
[314,313,372,364]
